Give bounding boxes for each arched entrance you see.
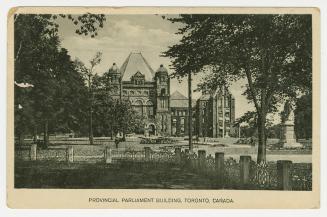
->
[148,124,156,136]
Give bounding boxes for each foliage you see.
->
[112,100,145,136]
[163,14,312,162]
[74,52,103,144]
[88,75,146,137]
[235,111,281,138]
[14,14,106,145]
[294,93,312,139]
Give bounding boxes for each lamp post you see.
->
[188,70,193,152]
[87,73,94,146]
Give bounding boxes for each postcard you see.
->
[7,7,320,208]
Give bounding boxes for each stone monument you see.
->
[280,101,303,148]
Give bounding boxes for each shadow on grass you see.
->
[14,160,216,189]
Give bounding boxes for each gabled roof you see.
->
[120,52,155,82]
[170,91,197,108]
[132,71,145,78]
[170,91,188,100]
[170,99,188,108]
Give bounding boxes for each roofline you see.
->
[120,52,155,81]
[139,52,155,77]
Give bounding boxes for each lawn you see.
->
[14,161,215,189]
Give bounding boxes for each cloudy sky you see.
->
[57,14,259,121]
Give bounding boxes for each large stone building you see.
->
[170,91,197,137]
[106,52,170,136]
[104,51,235,137]
[195,88,236,138]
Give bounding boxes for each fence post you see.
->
[175,147,181,164]
[183,149,189,166]
[66,146,74,163]
[240,155,251,187]
[30,144,37,161]
[144,147,151,161]
[190,153,197,170]
[277,160,292,190]
[198,150,206,172]
[105,147,112,164]
[215,152,224,185]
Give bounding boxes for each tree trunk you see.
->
[89,108,94,145]
[88,75,94,145]
[44,120,49,148]
[257,113,267,163]
[188,70,193,152]
[122,130,126,141]
[33,125,37,143]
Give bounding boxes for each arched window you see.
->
[146,101,154,116]
[225,98,229,107]
[133,100,143,115]
[161,88,166,95]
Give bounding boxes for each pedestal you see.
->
[280,122,303,148]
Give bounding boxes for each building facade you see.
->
[170,91,197,137]
[105,52,170,136]
[104,51,235,137]
[195,88,236,138]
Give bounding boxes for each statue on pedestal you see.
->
[280,100,303,148]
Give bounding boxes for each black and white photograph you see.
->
[6,7,320,209]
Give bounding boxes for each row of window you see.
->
[217,98,231,107]
[172,110,188,116]
[202,98,232,108]
[157,76,168,83]
[122,90,150,96]
[133,105,154,116]
[202,118,231,124]
[172,118,185,124]
[172,118,186,133]
[159,99,168,109]
[122,90,169,96]
[132,80,144,85]
[218,112,230,117]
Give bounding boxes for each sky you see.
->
[57,14,259,121]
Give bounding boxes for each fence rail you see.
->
[15,145,312,190]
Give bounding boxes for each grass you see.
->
[14,159,312,190]
[14,161,215,189]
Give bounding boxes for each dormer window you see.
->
[131,71,145,85]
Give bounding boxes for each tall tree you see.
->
[163,14,312,163]
[74,52,102,145]
[14,14,106,146]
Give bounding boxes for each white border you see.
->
[1,0,326,217]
